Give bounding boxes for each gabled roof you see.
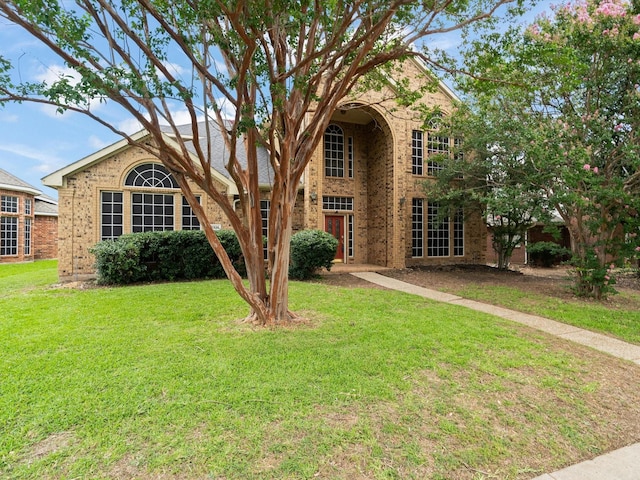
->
[0,168,42,196]
[41,123,275,194]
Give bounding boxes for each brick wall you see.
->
[34,215,58,260]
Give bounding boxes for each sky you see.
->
[0,1,553,199]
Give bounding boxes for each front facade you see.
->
[0,168,58,263]
[43,61,485,281]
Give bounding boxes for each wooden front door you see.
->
[325,215,345,262]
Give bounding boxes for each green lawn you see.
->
[1,261,639,479]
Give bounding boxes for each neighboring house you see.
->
[0,168,58,263]
[43,60,487,282]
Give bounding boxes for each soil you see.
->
[320,264,640,310]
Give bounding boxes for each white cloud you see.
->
[0,112,19,123]
[117,117,145,135]
[34,64,82,86]
[88,135,111,150]
[0,143,67,173]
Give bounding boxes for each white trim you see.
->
[0,183,41,196]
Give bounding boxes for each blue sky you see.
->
[0,1,552,199]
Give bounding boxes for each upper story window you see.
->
[1,195,18,213]
[324,124,344,177]
[125,163,179,188]
[427,116,449,176]
[412,130,424,175]
[25,198,32,215]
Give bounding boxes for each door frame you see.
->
[324,214,345,262]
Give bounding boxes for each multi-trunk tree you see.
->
[0,0,523,323]
[437,0,640,297]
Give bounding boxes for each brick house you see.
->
[0,168,58,263]
[43,60,486,281]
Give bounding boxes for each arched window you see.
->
[427,115,449,176]
[124,163,178,189]
[324,124,344,177]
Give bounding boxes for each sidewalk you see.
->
[350,271,640,480]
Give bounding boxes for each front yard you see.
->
[1,261,639,479]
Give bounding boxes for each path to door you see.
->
[351,271,640,480]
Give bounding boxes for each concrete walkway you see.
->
[350,271,640,480]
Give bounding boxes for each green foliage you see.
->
[448,0,640,295]
[89,230,244,284]
[526,241,572,268]
[569,249,618,300]
[289,229,338,280]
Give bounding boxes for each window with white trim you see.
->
[125,163,179,188]
[427,116,449,176]
[0,217,18,256]
[322,196,353,211]
[412,130,424,175]
[1,195,18,213]
[428,202,450,257]
[453,209,464,257]
[24,218,32,255]
[412,199,424,258]
[324,124,344,177]
[348,136,354,178]
[261,200,270,260]
[25,198,32,215]
[347,214,354,258]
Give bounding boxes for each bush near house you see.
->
[90,230,245,284]
[527,241,571,268]
[289,229,339,280]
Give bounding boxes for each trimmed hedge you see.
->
[289,229,338,280]
[90,230,245,284]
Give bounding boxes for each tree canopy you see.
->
[433,0,640,296]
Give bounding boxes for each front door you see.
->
[325,215,345,262]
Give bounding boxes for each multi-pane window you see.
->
[1,195,18,213]
[412,130,424,175]
[0,217,18,256]
[25,198,32,215]
[322,196,353,211]
[261,200,270,260]
[427,202,450,257]
[131,193,174,232]
[412,199,424,258]
[125,163,179,188]
[181,196,201,230]
[427,116,449,176]
[100,192,124,240]
[324,124,344,177]
[453,209,464,256]
[24,218,32,255]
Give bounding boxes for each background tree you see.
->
[422,101,551,269]
[444,0,640,297]
[0,0,522,324]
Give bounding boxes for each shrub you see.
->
[90,230,244,284]
[526,241,571,268]
[289,230,338,280]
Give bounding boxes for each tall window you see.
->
[412,130,424,175]
[25,198,32,215]
[412,199,424,258]
[131,193,174,232]
[1,195,18,213]
[453,209,464,257]
[427,116,449,176]
[0,217,18,256]
[427,202,450,257]
[324,124,344,177]
[182,196,201,230]
[348,214,354,258]
[100,192,123,240]
[261,200,270,260]
[348,136,354,178]
[24,218,32,255]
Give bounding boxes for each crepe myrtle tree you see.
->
[421,102,551,270]
[450,0,640,298]
[0,0,524,324]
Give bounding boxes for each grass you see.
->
[1,261,639,479]
[453,283,640,344]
